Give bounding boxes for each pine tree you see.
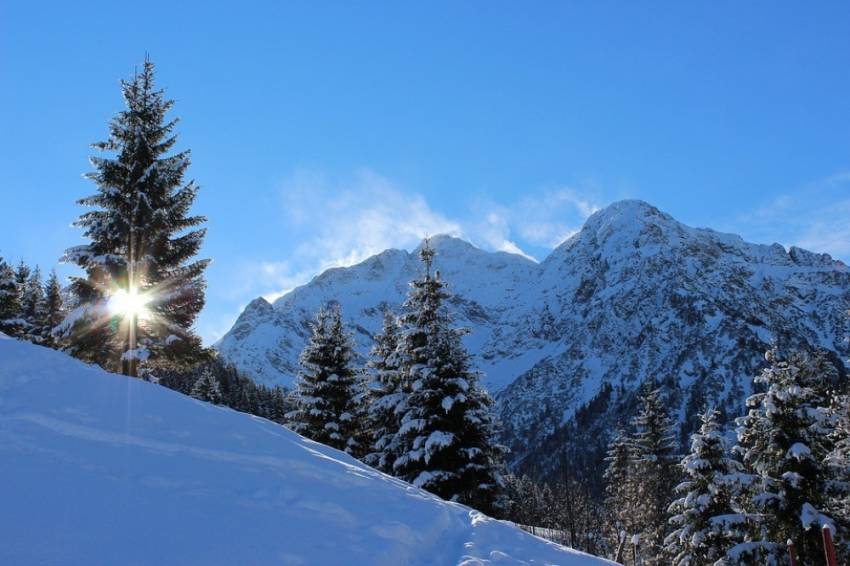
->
[14,261,30,296]
[348,372,374,461]
[392,241,504,515]
[287,305,363,455]
[730,349,847,565]
[59,57,208,376]
[364,310,405,471]
[190,368,222,404]
[21,266,45,343]
[41,270,64,347]
[0,256,21,336]
[629,386,680,565]
[665,409,746,565]
[604,428,638,558]
[828,392,850,550]
[9,261,31,337]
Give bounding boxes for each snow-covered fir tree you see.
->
[364,310,405,472]
[348,372,373,461]
[392,241,505,516]
[287,305,364,456]
[59,57,208,376]
[665,408,746,566]
[629,386,680,565]
[21,266,45,343]
[41,270,65,347]
[269,386,287,423]
[0,257,21,336]
[12,261,32,337]
[190,368,222,404]
[13,261,30,294]
[603,428,638,559]
[730,349,847,565]
[828,392,850,548]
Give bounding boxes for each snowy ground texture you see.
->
[0,336,613,566]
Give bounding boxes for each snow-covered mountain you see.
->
[217,200,850,468]
[0,336,612,566]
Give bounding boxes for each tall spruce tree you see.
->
[41,270,64,347]
[60,57,208,376]
[287,305,363,455]
[392,240,504,515]
[629,386,680,565]
[13,261,30,294]
[21,266,45,343]
[828,392,850,551]
[364,310,405,472]
[665,409,746,566]
[730,349,847,565]
[604,428,638,559]
[0,257,21,336]
[12,261,31,337]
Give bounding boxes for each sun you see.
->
[108,288,152,320]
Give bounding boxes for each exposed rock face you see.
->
[216,200,850,468]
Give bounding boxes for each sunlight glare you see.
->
[108,289,151,320]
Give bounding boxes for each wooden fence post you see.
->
[822,524,838,566]
[787,539,797,566]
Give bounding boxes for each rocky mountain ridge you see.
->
[216,200,850,469]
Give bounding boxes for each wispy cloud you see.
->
[735,172,850,261]
[470,187,603,256]
[282,169,463,272]
[249,171,606,306]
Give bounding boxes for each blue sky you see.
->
[2,1,849,343]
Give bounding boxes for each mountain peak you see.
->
[244,296,273,315]
[418,233,479,252]
[583,199,672,230]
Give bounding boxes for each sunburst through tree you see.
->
[59,57,208,376]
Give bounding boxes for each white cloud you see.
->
[282,168,463,272]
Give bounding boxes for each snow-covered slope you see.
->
[216,200,850,468]
[0,336,612,566]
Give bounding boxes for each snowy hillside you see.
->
[0,336,612,566]
[216,200,850,468]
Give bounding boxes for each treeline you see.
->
[605,350,849,565]
[0,257,64,345]
[503,474,608,556]
[157,358,291,424]
[511,349,850,565]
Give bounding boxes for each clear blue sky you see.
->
[2,1,849,343]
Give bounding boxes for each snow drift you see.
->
[0,336,612,566]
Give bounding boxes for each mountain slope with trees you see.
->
[216,201,850,480]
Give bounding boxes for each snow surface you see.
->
[0,337,613,566]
